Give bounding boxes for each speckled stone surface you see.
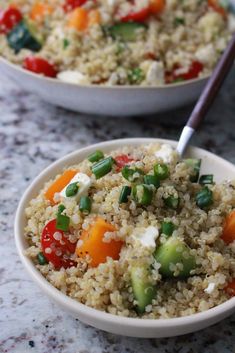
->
[0,72,235,353]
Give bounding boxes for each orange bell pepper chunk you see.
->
[44,169,77,204]
[76,217,123,267]
[67,7,89,31]
[221,210,235,244]
[30,2,53,22]
[88,9,101,27]
[208,0,227,18]
[225,279,235,296]
[149,0,165,15]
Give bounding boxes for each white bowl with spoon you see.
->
[14,137,235,338]
[14,32,235,338]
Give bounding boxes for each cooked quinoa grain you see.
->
[0,0,235,85]
[24,143,235,318]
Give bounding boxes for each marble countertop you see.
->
[0,73,235,353]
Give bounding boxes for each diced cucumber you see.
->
[7,20,42,53]
[184,159,201,183]
[154,237,196,278]
[107,22,146,42]
[131,265,156,314]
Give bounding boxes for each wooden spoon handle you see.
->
[177,33,235,156]
[187,34,235,130]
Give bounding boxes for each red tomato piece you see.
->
[165,69,175,84]
[41,219,76,269]
[166,61,203,83]
[0,7,22,34]
[23,57,58,78]
[63,0,88,12]
[121,7,150,22]
[208,0,227,18]
[179,61,204,81]
[145,52,157,60]
[224,280,235,296]
[115,154,134,171]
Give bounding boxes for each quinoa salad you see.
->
[0,1,235,86]
[24,143,235,318]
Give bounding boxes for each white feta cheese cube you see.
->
[204,282,216,294]
[146,61,164,86]
[107,0,116,6]
[60,172,91,202]
[195,44,216,66]
[228,14,235,32]
[155,144,174,164]
[134,226,159,248]
[57,71,90,85]
[198,12,224,41]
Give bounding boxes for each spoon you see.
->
[177,33,235,157]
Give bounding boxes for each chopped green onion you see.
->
[37,252,48,265]
[121,166,134,181]
[196,186,213,209]
[119,186,131,203]
[56,213,70,232]
[132,184,153,206]
[121,166,144,182]
[65,182,79,197]
[154,163,169,180]
[174,17,185,26]
[184,159,201,183]
[57,204,65,214]
[63,38,70,49]
[79,196,92,214]
[91,157,114,179]
[161,221,176,237]
[164,196,180,209]
[199,174,214,185]
[144,175,160,188]
[88,150,104,163]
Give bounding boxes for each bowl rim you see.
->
[14,137,235,329]
[0,56,208,90]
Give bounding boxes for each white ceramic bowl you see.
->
[15,138,235,338]
[0,57,207,117]
[2,0,235,117]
